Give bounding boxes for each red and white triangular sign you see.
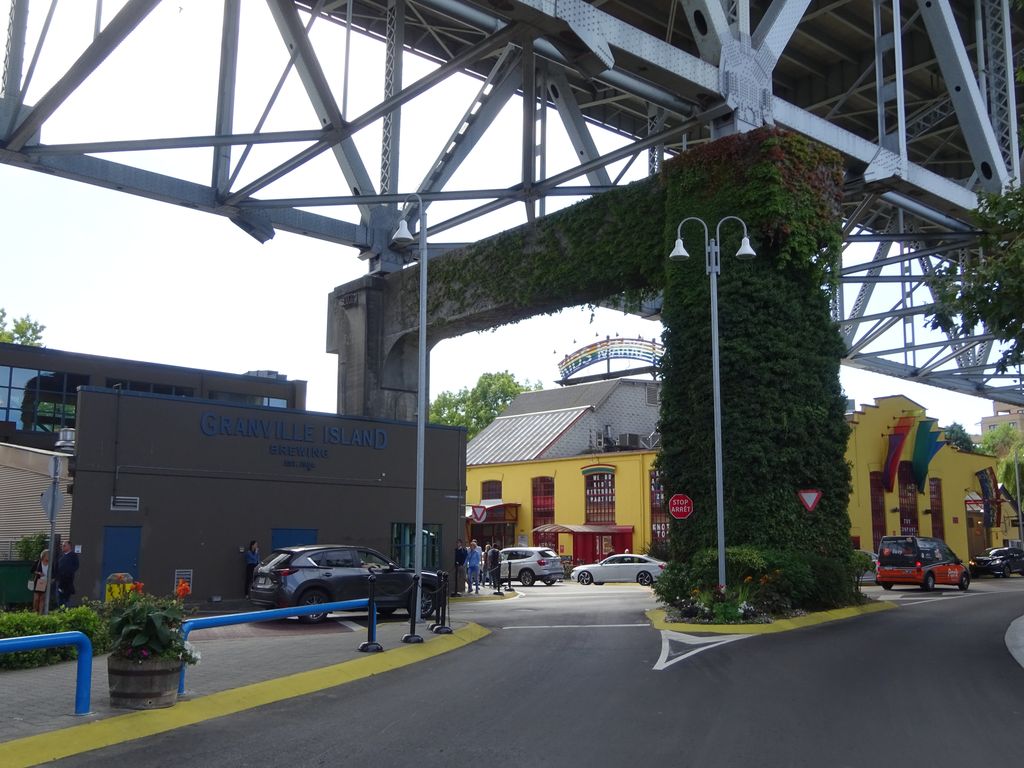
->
[797,489,823,512]
[471,505,487,522]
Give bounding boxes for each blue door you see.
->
[101,526,141,582]
[271,528,317,550]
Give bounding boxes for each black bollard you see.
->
[401,574,424,644]
[433,571,453,634]
[358,573,383,652]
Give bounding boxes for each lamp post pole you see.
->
[392,194,428,641]
[670,216,755,589]
[413,199,427,629]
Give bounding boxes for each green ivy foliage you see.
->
[658,129,852,563]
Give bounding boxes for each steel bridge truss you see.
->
[2,0,1023,405]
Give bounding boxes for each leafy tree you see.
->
[942,422,975,453]
[979,422,1020,459]
[15,532,50,561]
[430,371,540,440]
[0,308,45,346]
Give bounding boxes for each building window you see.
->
[481,480,502,499]
[0,367,89,432]
[390,522,442,570]
[532,476,556,548]
[585,472,616,524]
[209,391,288,408]
[929,478,945,540]
[869,471,886,551]
[106,378,195,398]
[898,461,919,536]
[650,470,668,543]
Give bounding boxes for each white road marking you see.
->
[653,630,753,671]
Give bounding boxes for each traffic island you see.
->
[646,601,894,634]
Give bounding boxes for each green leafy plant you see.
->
[94,582,199,665]
[15,532,49,562]
[0,606,111,669]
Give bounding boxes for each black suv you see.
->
[249,545,439,622]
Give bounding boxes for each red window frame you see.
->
[929,477,945,540]
[481,480,502,499]
[650,470,668,543]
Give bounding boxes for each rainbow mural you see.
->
[558,337,663,380]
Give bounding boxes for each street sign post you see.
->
[668,493,694,520]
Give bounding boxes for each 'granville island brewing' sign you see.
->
[199,411,389,467]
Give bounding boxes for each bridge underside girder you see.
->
[2,0,1022,411]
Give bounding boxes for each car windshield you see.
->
[878,538,919,567]
[538,550,558,559]
[982,548,1007,557]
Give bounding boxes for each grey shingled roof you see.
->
[500,379,620,416]
[466,406,590,465]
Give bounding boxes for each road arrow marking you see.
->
[653,629,753,670]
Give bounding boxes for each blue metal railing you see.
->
[0,631,93,715]
[178,598,371,694]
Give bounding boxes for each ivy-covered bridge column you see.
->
[658,128,852,565]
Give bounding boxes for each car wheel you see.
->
[880,582,893,590]
[958,572,971,591]
[297,589,329,624]
[419,590,435,619]
[519,570,536,587]
[921,572,935,592]
[543,579,556,586]
[577,571,593,585]
[636,571,654,586]
[1003,564,1012,578]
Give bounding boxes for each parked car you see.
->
[499,547,563,586]
[249,545,438,622]
[571,554,666,586]
[969,547,1024,578]
[876,535,970,592]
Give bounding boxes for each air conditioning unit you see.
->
[618,433,641,449]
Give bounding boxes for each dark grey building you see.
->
[69,388,465,602]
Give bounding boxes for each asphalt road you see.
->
[53,580,1024,767]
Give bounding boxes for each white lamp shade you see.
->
[392,219,415,245]
[735,236,756,258]
[669,238,689,260]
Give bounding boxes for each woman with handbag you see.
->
[30,549,50,614]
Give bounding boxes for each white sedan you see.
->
[571,554,666,586]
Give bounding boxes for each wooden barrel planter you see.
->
[108,656,181,709]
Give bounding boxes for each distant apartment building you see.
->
[980,401,1024,435]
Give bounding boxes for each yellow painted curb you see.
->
[646,600,894,634]
[2,622,490,768]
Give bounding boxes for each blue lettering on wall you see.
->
[199,411,388,452]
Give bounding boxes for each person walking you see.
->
[487,543,503,595]
[453,539,468,596]
[482,544,492,588]
[466,540,481,594]
[30,550,50,614]
[55,541,79,609]
[244,540,260,596]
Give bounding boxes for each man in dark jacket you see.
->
[55,540,80,608]
[453,539,468,597]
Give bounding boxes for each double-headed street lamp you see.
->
[669,216,756,588]
[392,194,428,642]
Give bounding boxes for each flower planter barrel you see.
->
[108,656,181,709]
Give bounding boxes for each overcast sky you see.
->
[0,1,999,432]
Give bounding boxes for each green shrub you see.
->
[15,532,49,562]
[0,606,110,670]
[654,545,861,618]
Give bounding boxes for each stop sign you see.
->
[668,493,694,520]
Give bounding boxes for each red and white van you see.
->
[876,536,970,592]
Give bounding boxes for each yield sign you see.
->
[470,505,487,522]
[797,489,823,512]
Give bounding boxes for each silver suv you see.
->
[500,547,563,586]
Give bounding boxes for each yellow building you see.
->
[466,388,1020,565]
[846,395,1017,558]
